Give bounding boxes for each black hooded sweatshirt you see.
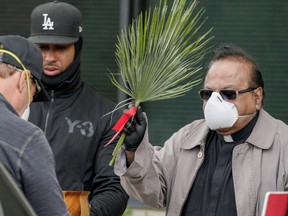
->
[29,39,128,216]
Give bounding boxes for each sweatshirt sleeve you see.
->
[89,112,129,216]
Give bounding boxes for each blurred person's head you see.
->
[0,35,49,115]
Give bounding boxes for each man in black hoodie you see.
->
[28,1,129,215]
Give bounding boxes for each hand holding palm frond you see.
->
[107,0,214,165]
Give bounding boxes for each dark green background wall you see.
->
[1,0,288,147]
[146,0,288,147]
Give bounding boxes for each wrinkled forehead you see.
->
[204,59,253,89]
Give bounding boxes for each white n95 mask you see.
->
[204,92,238,130]
[21,105,30,121]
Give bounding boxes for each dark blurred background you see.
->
[1,0,288,211]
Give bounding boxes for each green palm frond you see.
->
[109,0,213,106]
[108,0,214,165]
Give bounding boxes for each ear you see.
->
[254,87,263,110]
[17,71,28,94]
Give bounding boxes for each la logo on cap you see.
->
[42,14,54,30]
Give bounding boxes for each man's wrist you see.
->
[125,150,135,167]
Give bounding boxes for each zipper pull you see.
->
[50,90,55,102]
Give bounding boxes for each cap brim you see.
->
[29,35,79,45]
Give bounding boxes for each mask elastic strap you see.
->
[238,112,257,118]
[0,49,31,102]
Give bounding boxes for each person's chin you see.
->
[216,127,234,136]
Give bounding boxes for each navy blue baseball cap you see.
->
[29,1,83,44]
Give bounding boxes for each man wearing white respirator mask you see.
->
[113,44,288,216]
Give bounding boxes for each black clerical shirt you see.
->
[181,113,258,216]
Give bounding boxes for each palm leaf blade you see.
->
[108,0,214,165]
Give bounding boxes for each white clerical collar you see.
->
[223,135,234,143]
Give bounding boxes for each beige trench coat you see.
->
[115,109,288,216]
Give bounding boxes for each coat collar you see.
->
[0,93,18,116]
[181,119,209,150]
[181,109,276,150]
[246,109,277,149]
